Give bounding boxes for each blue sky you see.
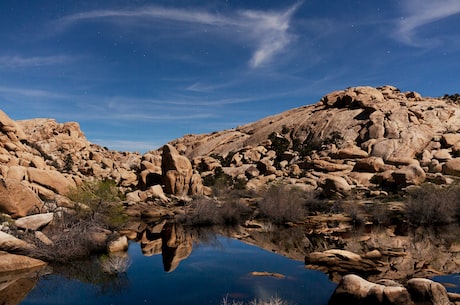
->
[1,0,459,152]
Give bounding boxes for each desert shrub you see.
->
[63,154,74,172]
[258,184,308,224]
[28,179,128,262]
[179,197,250,227]
[323,131,344,147]
[67,179,127,230]
[268,132,290,160]
[203,167,248,197]
[405,183,460,226]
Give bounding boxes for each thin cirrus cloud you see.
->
[395,0,460,47]
[54,3,302,68]
[0,55,74,69]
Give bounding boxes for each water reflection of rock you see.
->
[235,221,460,283]
[126,221,193,272]
[0,267,46,305]
[124,218,460,283]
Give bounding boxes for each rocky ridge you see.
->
[168,85,460,196]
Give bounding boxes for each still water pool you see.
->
[20,237,336,305]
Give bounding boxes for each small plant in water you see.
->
[221,295,293,305]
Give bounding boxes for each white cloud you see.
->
[395,0,460,47]
[0,86,67,98]
[55,3,301,68]
[0,55,73,69]
[90,139,163,153]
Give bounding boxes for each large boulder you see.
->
[406,278,453,305]
[329,275,455,305]
[0,178,42,218]
[321,176,352,198]
[305,249,378,275]
[0,231,35,253]
[0,251,46,273]
[161,144,195,196]
[328,274,413,305]
[27,168,75,195]
[392,164,426,186]
[0,109,27,141]
[14,213,54,231]
[442,158,460,176]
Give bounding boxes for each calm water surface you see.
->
[20,236,336,305]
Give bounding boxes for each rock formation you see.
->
[328,274,455,305]
[166,86,460,197]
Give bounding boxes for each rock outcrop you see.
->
[165,86,460,197]
[328,274,454,305]
[161,144,203,196]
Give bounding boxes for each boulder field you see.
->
[168,85,460,196]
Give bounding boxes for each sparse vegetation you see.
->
[221,295,293,305]
[268,132,290,161]
[26,179,128,263]
[178,197,251,227]
[442,93,460,103]
[63,154,74,172]
[404,183,460,227]
[323,131,344,147]
[258,184,320,224]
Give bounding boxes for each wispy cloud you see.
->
[54,3,302,68]
[90,139,162,153]
[0,55,74,69]
[395,0,460,47]
[0,85,67,98]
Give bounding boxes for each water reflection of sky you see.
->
[21,237,336,305]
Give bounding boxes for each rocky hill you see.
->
[169,85,460,196]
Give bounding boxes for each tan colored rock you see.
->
[311,159,352,172]
[0,231,34,253]
[30,156,47,169]
[353,157,386,173]
[27,168,75,195]
[14,213,54,230]
[392,164,426,186]
[442,134,460,147]
[245,165,260,178]
[443,158,460,176]
[433,149,453,161]
[6,165,27,181]
[141,185,170,202]
[189,173,204,196]
[0,109,27,141]
[321,176,351,198]
[35,231,53,246]
[161,144,194,195]
[328,274,413,305]
[335,147,368,159]
[406,278,453,305]
[0,178,42,218]
[107,236,128,253]
[0,251,46,273]
[305,249,377,274]
[118,168,138,187]
[126,190,141,203]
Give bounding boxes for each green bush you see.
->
[67,179,127,230]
